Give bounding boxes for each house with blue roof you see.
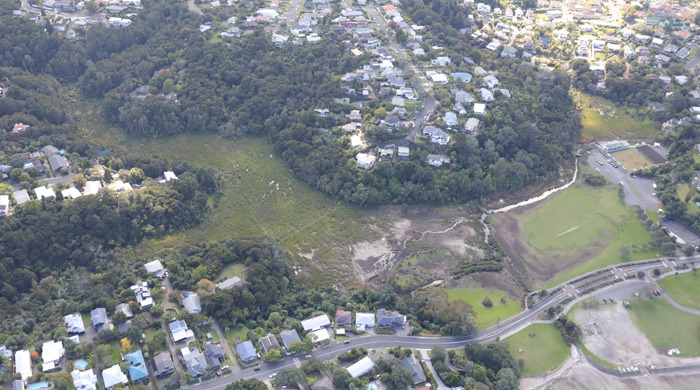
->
[450,72,472,83]
[125,350,148,383]
[236,341,256,364]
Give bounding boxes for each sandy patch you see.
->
[573,305,700,366]
[352,239,397,282]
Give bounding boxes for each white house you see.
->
[483,75,499,88]
[42,340,64,371]
[347,357,374,378]
[301,315,331,332]
[355,313,375,331]
[72,369,97,390]
[35,186,56,201]
[15,350,32,380]
[102,365,128,389]
[65,313,86,334]
[356,153,377,169]
[144,259,165,278]
[308,328,331,343]
[423,126,450,145]
[61,188,82,199]
[427,154,451,167]
[84,181,101,195]
[164,171,178,181]
[474,103,487,116]
[444,112,458,127]
[479,88,494,102]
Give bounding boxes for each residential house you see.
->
[474,103,487,116]
[454,90,475,103]
[35,186,55,201]
[376,309,406,328]
[260,334,281,354]
[384,115,401,131]
[216,277,243,290]
[664,43,679,53]
[236,341,257,364]
[71,369,97,390]
[91,308,111,332]
[181,348,208,377]
[651,37,664,48]
[673,30,690,40]
[356,153,376,169]
[402,356,426,385]
[483,75,499,88]
[280,329,302,351]
[144,260,165,278]
[465,118,481,134]
[84,181,101,195]
[444,112,458,127]
[102,365,128,390]
[431,56,451,66]
[65,313,85,334]
[153,352,175,377]
[426,154,451,167]
[308,328,330,344]
[335,310,352,328]
[62,188,82,199]
[301,314,331,332]
[501,46,517,59]
[648,102,666,112]
[485,41,501,51]
[183,294,202,314]
[204,344,225,370]
[15,350,32,380]
[397,147,409,160]
[131,281,154,311]
[355,313,375,332]
[0,195,9,217]
[163,171,178,181]
[125,350,148,383]
[42,341,64,371]
[450,72,472,83]
[115,303,134,319]
[454,102,467,116]
[13,189,30,205]
[422,126,450,145]
[169,320,195,343]
[349,110,362,120]
[351,135,363,148]
[347,356,374,378]
[480,88,494,102]
[41,145,59,156]
[429,73,448,85]
[12,123,29,132]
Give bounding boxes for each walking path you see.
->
[418,350,449,390]
[212,320,240,371]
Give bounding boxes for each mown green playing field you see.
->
[506,324,570,376]
[628,299,700,355]
[658,272,700,311]
[525,185,647,251]
[446,288,522,329]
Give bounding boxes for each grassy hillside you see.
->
[447,288,522,329]
[506,324,570,376]
[575,91,657,142]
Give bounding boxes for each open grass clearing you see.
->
[225,324,251,345]
[216,263,246,283]
[446,288,522,329]
[505,323,570,377]
[645,209,660,223]
[628,298,700,356]
[575,91,657,142]
[658,272,700,311]
[611,149,652,172]
[494,181,661,288]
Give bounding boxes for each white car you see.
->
[270,373,277,378]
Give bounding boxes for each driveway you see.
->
[660,218,700,246]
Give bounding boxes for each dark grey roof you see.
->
[41,145,59,156]
[376,308,405,328]
[204,344,224,359]
[49,154,69,171]
[91,308,109,330]
[402,357,426,385]
[153,352,175,376]
[280,329,302,350]
[216,277,242,290]
[13,190,30,205]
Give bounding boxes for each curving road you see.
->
[179,255,700,390]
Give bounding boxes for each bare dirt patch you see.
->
[573,305,700,366]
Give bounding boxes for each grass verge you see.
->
[628,298,700,356]
[446,288,522,329]
[505,324,570,376]
[658,272,700,311]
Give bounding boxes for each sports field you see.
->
[628,299,700,355]
[658,272,700,311]
[447,288,522,329]
[494,181,661,288]
[506,324,570,376]
[611,149,652,172]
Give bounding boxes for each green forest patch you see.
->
[658,272,700,311]
[506,324,570,377]
[628,299,700,355]
[446,288,522,329]
[495,181,661,288]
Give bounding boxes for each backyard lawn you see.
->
[628,299,700,355]
[225,324,251,346]
[658,272,700,311]
[506,324,570,376]
[446,288,522,329]
[216,263,246,283]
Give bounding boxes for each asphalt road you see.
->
[285,0,303,24]
[660,218,700,246]
[684,53,700,71]
[586,149,659,210]
[179,255,700,390]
